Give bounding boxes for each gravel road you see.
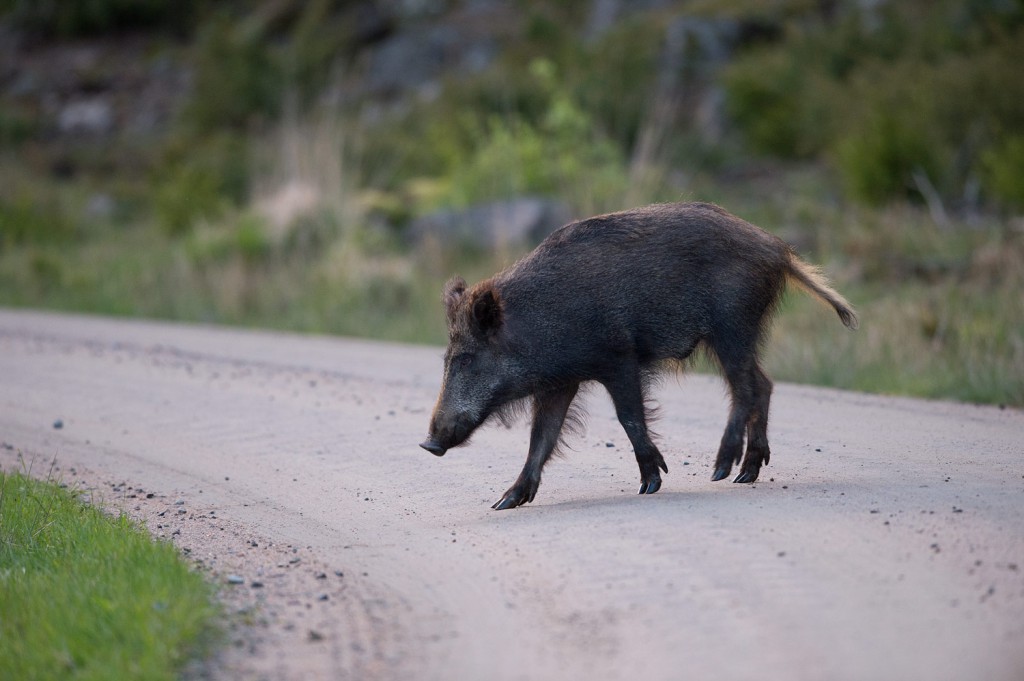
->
[1,308,1022,681]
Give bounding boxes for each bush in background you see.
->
[723,0,1024,208]
[982,133,1024,209]
[184,15,284,133]
[442,60,629,212]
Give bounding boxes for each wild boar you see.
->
[419,202,857,510]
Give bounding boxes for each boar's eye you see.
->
[455,353,473,369]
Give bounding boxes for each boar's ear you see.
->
[442,276,467,326]
[470,286,503,337]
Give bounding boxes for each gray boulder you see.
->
[409,197,573,250]
[58,97,115,136]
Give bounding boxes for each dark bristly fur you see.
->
[420,202,858,509]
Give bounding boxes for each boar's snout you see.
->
[419,439,447,457]
[421,408,479,457]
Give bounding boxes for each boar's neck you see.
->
[497,274,610,388]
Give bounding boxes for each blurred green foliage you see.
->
[152,133,248,234]
[6,0,1021,222]
[982,134,1024,209]
[725,48,829,159]
[153,164,225,235]
[440,60,628,210]
[181,1,363,133]
[723,0,1024,206]
[185,15,284,132]
[0,197,74,249]
[570,18,663,152]
[1,0,1023,405]
[0,108,38,146]
[834,104,945,205]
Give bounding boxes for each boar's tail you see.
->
[785,253,859,329]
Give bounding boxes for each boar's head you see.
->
[420,276,523,456]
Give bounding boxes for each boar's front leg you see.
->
[602,366,669,495]
[492,383,580,511]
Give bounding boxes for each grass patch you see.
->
[0,467,218,680]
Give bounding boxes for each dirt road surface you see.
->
[1,308,1022,681]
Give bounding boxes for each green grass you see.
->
[0,468,218,680]
[766,279,1024,406]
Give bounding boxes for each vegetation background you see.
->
[0,0,1021,406]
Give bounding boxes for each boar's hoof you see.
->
[711,467,732,482]
[491,481,538,510]
[637,476,662,495]
[733,469,759,484]
[492,496,522,511]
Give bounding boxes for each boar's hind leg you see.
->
[734,364,773,484]
[602,368,668,495]
[492,383,580,511]
[711,352,760,483]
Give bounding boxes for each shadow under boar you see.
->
[420,202,857,510]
